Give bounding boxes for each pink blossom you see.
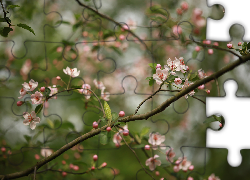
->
[182,79,195,99]
[192,8,205,28]
[188,165,194,171]
[238,42,242,46]
[145,155,161,171]
[18,87,27,99]
[41,147,53,157]
[148,132,165,150]
[173,25,182,36]
[195,46,201,52]
[227,43,233,49]
[213,42,219,46]
[176,8,182,15]
[79,84,91,100]
[63,67,80,77]
[35,154,40,160]
[22,79,38,91]
[187,177,194,180]
[208,173,220,180]
[113,132,122,144]
[48,85,58,99]
[198,69,207,79]
[208,49,213,55]
[101,88,110,101]
[57,47,63,53]
[101,162,107,167]
[119,35,125,40]
[153,68,169,85]
[166,57,179,71]
[176,157,192,172]
[31,91,43,104]
[198,84,205,89]
[173,165,179,172]
[17,101,23,106]
[166,148,176,162]
[174,78,182,85]
[23,111,40,130]
[203,40,211,45]
[156,64,162,69]
[181,2,188,11]
[93,79,105,89]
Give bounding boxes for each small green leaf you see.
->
[55,20,71,25]
[46,119,54,129]
[44,87,51,98]
[203,115,220,124]
[7,5,20,10]
[104,101,112,122]
[146,77,152,80]
[24,135,31,142]
[112,112,119,121]
[0,27,13,37]
[148,63,157,70]
[35,104,43,114]
[99,117,106,122]
[140,127,150,137]
[149,78,154,86]
[17,23,35,35]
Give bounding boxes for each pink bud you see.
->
[62,160,66,165]
[40,87,45,92]
[57,47,63,53]
[238,42,242,46]
[56,76,61,80]
[119,35,125,40]
[144,145,150,150]
[35,154,40,160]
[106,127,111,132]
[17,101,23,106]
[206,90,211,94]
[62,172,67,177]
[123,129,129,136]
[219,123,222,127]
[208,49,213,55]
[186,66,189,71]
[155,171,160,176]
[188,165,194,171]
[93,154,98,161]
[101,162,107,167]
[69,163,74,169]
[213,42,219,46]
[122,25,129,31]
[93,121,98,129]
[173,25,182,35]
[119,111,125,117]
[176,8,182,15]
[198,84,205,90]
[173,165,180,172]
[195,46,200,52]
[227,43,233,49]
[181,2,188,11]
[115,143,120,148]
[73,165,79,171]
[156,64,162,69]
[91,166,95,170]
[187,177,194,180]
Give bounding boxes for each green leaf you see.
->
[73,21,83,31]
[17,23,35,35]
[148,63,157,70]
[44,87,51,98]
[24,135,31,142]
[0,27,13,37]
[99,117,106,122]
[109,46,122,55]
[104,101,112,121]
[146,77,152,80]
[55,20,71,25]
[62,40,74,46]
[167,75,178,82]
[46,119,54,129]
[7,5,20,10]
[140,127,150,137]
[112,112,119,121]
[203,115,220,124]
[247,42,250,50]
[149,78,154,86]
[192,51,198,58]
[0,17,11,23]
[100,133,107,145]
[35,104,43,114]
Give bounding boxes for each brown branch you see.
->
[1,53,250,179]
[134,82,164,115]
[191,96,206,104]
[0,0,11,27]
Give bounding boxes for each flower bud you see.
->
[40,87,45,92]
[119,111,125,117]
[17,101,23,106]
[62,172,67,177]
[195,46,200,52]
[144,145,150,150]
[101,162,107,167]
[106,127,111,132]
[181,2,188,11]
[56,76,61,80]
[123,129,129,136]
[208,49,213,55]
[238,42,242,46]
[156,64,162,69]
[93,121,98,129]
[93,154,98,161]
[227,43,233,49]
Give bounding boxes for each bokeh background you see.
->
[0,0,250,179]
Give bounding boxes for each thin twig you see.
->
[0,0,11,27]
[215,78,220,96]
[134,82,164,115]
[114,126,155,180]
[191,96,206,104]
[33,167,36,180]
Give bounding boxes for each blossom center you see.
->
[28,114,33,122]
[153,135,158,141]
[158,73,164,80]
